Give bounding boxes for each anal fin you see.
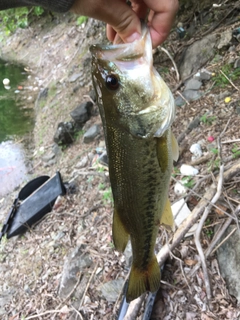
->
[126,255,160,302]
[112,207,129,252]
[160,198,174,230]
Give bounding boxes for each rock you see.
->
[228,45,236,52]
[42,152,55,162]
[180,164,199,176]
[83,124,100,143]
[187,117,200,130]
[185,79,202,90]
[58,245,92,299]
[88,89,96,102]
[217,226,240,302]
[52,143,62,157]
[217,30,232,49]
[179,34,217,79]
[0,290,15,316]
[75,156,88,168]
[194,69,212,81]
[183,89,202,102]
[53,122,76,146]
[98,278,125,302]
[99,152,108,166]
[69,72,83,83]
[175,95,185,107]
[234,58,240,69]
[236,107,240,115]
[38,87,48,100]
[190,143,203,159]
[70,101,93,124]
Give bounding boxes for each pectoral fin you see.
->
[160,198,174,230]
[171,131,179,161]
[112,208,129,252]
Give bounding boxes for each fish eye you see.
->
[105,74,119,90]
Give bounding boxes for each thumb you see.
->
[71,0,141,43]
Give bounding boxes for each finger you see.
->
[144,0,179,47]
[72,0,142,43]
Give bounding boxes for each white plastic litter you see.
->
[171,198,198,236]
[180,164,199,176]
[190,143,203,159]
[174,181,187,196]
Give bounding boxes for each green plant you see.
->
[182,176,195,188]
[0,234,7,252]
[205,228,214,238]
[98,183,105,190]
[0,7,44,34]
[97,166,105,173]
[74,130,84,140]
[172,166,180,178]
[109,241,115,249]
[76,16,88,25]
[102,188,113,204]
[211,148,218,155]
[213,64,240,88]
[208,158,220,171]
[231,144,240,158]
[200,113,216,125]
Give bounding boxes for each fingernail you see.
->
[125,32,141,43]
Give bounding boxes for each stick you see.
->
[222,139,240,144]
[220,70,239,91]
[176,90,190,105]
[194,164,224,300]
[188,206,240,278]
[159,47,180,82]
[123,294,146,319]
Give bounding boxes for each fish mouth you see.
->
[90,23,151,64]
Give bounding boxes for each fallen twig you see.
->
[78,262,99,310]
[220,70,239,92]
[176,90,190,105]
[123,294,146,320]
[194,164,224,300]
[160,47,180,82]
[222,138,240,144]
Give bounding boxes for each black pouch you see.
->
[0,172,66,241]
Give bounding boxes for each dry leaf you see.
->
[184,259,198,266]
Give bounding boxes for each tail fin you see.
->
[126,255,160,302]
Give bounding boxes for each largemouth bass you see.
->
[90,24,178,302]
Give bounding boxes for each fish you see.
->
[90,23,178,302]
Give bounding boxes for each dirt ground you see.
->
[0,2,240,319]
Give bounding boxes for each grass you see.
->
[200,113,216,125]
[182,176,195,188]
[231,144,240,158]
[102,188,113,204]
[213,64,240,88]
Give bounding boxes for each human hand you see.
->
[71,0,179,48]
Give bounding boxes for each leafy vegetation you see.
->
[231,144,240,158]
[102,188,113,204]
[200,113,216,125]
[0,7,44,34]
[213,64,240,88]
[76,16,88,26]
[182,176,195,188]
